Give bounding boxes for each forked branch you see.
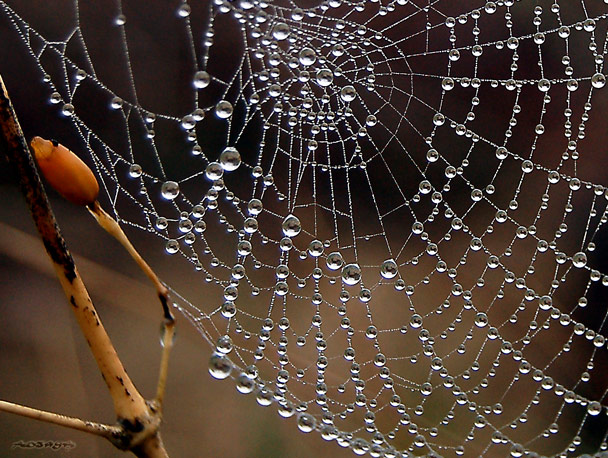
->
[0,74,171,457]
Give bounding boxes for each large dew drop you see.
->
[341,263,362,286]
[282,214,301,237]
[380,259,398,279]
[208,353,233,380]
[326,252,344,270]
[161,181,180,200]
[219,147,242,171]
[272,22,290,40]
[215,100,233,119]
[297,413,316,433]
[193,70,210,89]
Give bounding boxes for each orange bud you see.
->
[31,136,99,206]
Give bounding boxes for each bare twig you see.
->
[87,201,174,322]
[0,400,122,439]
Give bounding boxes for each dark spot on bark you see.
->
[69,295,77,308]
[117,376,124,386]
[118,416,144,433]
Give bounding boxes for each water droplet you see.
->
[110,97,123,109]
[208,353,232,379]
[380,259,398,279]
[341,263,361,286]
[221,301,236,318]
[340,85,357,102]
[236,373,255,394]
[128,164,142,178]
[420,382,433,396]
[49,92,62,104]
[205,162,224,180]
[159,321,176,347]
[572,252,587,268]
[247,199,263,216]
[587,401,602,416]
[61,103,75,117]
[219,147,241,171]
[215,100,233,119]
[442,77,454,91]
[326,252,344,270]
[165,239,179,254]
[298,47,316,66]
[177,3,191,17]
[308,240,324,257]
[181,115,195,130]
[243,217,258,234]
[282,214,301,237]
[410,314,423,328]
[537,78,551,92]
[115,14,126,26]
[592,73,606,89]
[161,181,180,200]
[272,22,290,40]
[475,312,489,328]
[315,69,334,87]
[237,240,252,256]
[297,413,316,433]
[193,71,210,89]
[216,334,233,354]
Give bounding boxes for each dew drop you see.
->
[219,147,242,171]
[297,413,316,433]
[340,85,357,102]
[161,181,180,200]
[236,373,255,394]
[193,71,210,89]
[247,198,263,215]
[572,252,587,268]
[221,301,236,318]
[176,3,191,17]
[475,312,489,328]
[215,100,233,119]
[341,263,362,286]
[208,353,232,379]
[315,69,334,87]
[165,239,179,254]
[380,259,398,279]
[592,73,606,89]
[272,22,290,40]
[298,48,316,66]
[50,92,62,104]
[282,214,302,237]
[115,14,126,26]
[179,115,195,131]
[587,401,602,416]
[110,97,123,109]
[205,162,224,181]
[61,103,75,117]
[326,252,344,270]
[128,164,142,178]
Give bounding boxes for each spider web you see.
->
[1,0,608,456]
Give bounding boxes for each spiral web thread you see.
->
[2,0,608,456]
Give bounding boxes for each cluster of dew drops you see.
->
[37,0,608,454]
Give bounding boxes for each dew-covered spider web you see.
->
[2,0,608,456]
